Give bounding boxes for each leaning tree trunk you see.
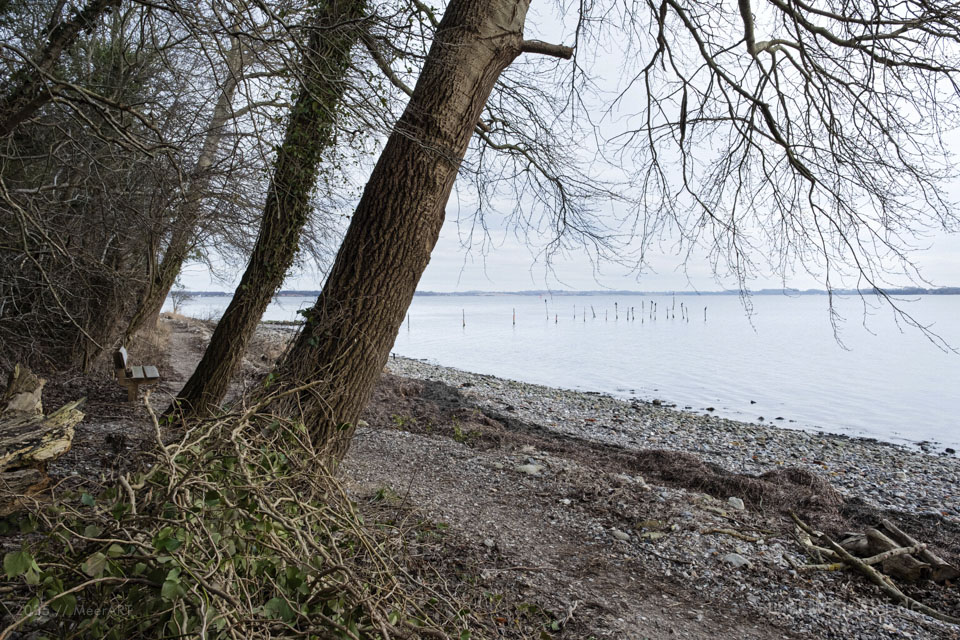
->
[124,37,245,340]
[270,0,571,461]
[0,0,120,136]
[172,0,366,417]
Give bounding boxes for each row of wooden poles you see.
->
[532,299,707,325]
[405,299,708,329]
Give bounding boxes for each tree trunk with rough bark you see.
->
[270,0,570,462]
[124,38,245,340]
[172,0,366,417]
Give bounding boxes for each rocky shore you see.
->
[337,354,960,639]
[385,356,960,524]
[47,316,956,639]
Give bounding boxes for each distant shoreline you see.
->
[180,286,960,298]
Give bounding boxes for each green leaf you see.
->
[24,596,41,615]
[83,524,102,538]
[81,493,95,507]
[264,597,295,622]
[18,515,37,534]
[50,593,77,616]
[81,552,107,578]
[161,579,183,601]
[4,550,34,578]
[106,544,125,558]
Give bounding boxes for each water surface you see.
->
[167,293,960,449]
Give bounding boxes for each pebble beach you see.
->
[386,356,960,524]
[348,355,960,638]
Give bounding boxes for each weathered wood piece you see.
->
[793,513,960,626]
[0,399,84,470]
[881,518,960,583]
[0,364,83,515]
[864,527,930,583]
[839,533,872,557]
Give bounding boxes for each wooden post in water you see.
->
[555,314,558,324]
[605,309,608,321]
[704,306,707,322]
[512,308,515,326]
[545,299,548,320]
[462,309,465,328]
[407,313,410,331]
[615,302,618,321]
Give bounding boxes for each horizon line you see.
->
[176,285,960,297]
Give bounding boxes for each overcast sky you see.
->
[179,2,960,294]
[179,216,960,293]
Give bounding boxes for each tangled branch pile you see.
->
[792,514,960,626]
[0,393,476,639]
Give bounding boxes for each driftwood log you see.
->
[0,365,83,515]
[793,513,960,625]
[837,528,933,583]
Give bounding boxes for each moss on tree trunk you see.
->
[172,0,366,417]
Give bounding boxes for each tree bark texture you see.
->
[272,0,537,461]
[124,38,245,341]
[172,0,366,417]
[0,0,121,137]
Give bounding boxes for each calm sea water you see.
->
[168,293,960,449]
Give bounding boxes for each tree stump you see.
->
[1,364,45,415]
[0,364,83,515]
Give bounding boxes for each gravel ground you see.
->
[342,355,960,639]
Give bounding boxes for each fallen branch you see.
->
[881,519,960,583]
[791,513,960,625]
[702,527,761,542]
[797,545,926,572]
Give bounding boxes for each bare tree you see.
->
[608,0,959,317]
[123,33,246,340]
[266,0,572,461]
[0,1,319,368]
[258,0,960,462]
[0,0,122,136]
[172,0,367,417]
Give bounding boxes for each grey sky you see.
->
[179,1,960,294]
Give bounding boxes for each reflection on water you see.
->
[167,293,960,449]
